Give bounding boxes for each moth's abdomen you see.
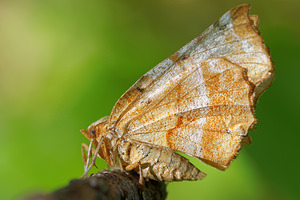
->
[117,140,206,181]
[148,148,206,181]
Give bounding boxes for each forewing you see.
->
[109,5,273,131]
[108,5,274,169]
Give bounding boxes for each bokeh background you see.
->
[1,0,299,199]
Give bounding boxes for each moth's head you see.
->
[80,116,109,141]
[80,116,115,166]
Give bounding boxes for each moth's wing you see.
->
[108,5,274,169]
[124,58,255,170]
[109,4,273,129]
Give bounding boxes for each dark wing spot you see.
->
[180,55,188,61]
[137,87,144,92]
[141,99,152,104]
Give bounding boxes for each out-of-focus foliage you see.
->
[0,0,299,199]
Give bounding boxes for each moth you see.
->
[81,4,274,182]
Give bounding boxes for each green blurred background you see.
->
[0,0,299,199]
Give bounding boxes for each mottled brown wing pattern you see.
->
[107,5,274,170]
[125,58,255,169]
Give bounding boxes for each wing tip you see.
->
[229,4,275,99]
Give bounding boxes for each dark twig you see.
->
[24,169,167,200]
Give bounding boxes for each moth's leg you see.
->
[112,140,124,171]
[81,143,89,166]
[125,161,144,185]
[82,138,103,178]
[82,142,103,170]
[138,162,144,185]
[125,161,139,171]
[118,158,124,171]
[81,142,102,158]
[82,139,94,176]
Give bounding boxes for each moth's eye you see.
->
[89,129,96,136]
